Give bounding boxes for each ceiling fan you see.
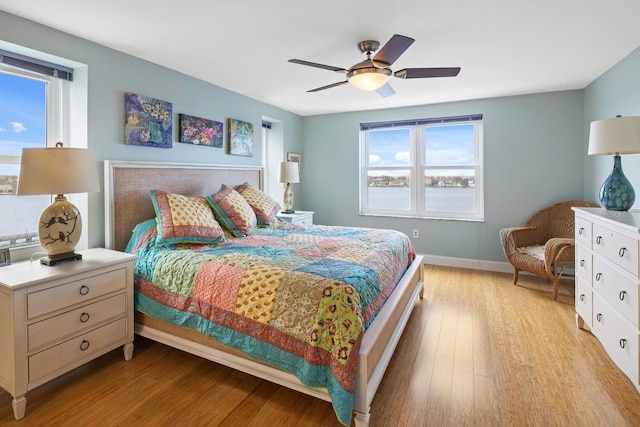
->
[288,34,460,97]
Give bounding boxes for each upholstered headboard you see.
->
[104,160,262,252]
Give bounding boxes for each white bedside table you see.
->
[277,210,314,226]
[0,248,136,420]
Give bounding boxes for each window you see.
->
[360,114,484,221]
[0,52,71,250]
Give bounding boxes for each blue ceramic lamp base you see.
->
[599,155,635,211]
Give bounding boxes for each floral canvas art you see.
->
[179,114,223,148]
[124,92,172,148]
[228,118,253,157]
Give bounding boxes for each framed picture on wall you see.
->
[228,118,253,156]
[179,114,223,147]
[124,92,173,148]
[287,152,301,172]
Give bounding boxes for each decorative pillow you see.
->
[206,184,257,237]
[149,190,226,246]
[236,182,281,226]
[124,218,158,254]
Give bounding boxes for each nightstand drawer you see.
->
[28,317,127,382]
[27,267,126,319]
[28,293,127,351]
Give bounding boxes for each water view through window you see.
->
[365,123,478,214]
[0,71,50,247]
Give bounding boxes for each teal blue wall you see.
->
[0,11,303,250]
[301,91,584,262]
[583,46,640,205]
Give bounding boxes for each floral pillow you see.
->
[206,184,257,237]
[235,182,280,226]
[149,190,226,246]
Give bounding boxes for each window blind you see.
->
[360,113,483,131]
[0,49,73,81]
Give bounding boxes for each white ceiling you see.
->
[2,1,640,116]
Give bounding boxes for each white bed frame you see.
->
[104,160,424,426]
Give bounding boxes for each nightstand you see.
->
[277,210,314,226]
[0,248,136,420]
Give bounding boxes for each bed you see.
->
[104,160,424,426]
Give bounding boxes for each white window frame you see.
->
[360,115,484,221]
[0,63,69,256]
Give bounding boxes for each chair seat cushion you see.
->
[516,244,545,261]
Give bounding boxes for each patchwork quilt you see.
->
[126,219,415,425]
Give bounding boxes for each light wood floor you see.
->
[2,265,640,426]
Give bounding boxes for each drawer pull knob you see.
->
[619,247,627,257]
[620,338,627,349]
[80,312,90,323]
[596,313,602,322]
[619,291,627,301]
[580,294,585,302]
[579,227,584,235]
[80,340,90,351]
[79,285,90,296]
[580,259,585,267]
[596,236,602,245]
[595,272,602,282]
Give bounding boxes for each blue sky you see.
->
[368,124,475,175]
[0,72,46,155]
[0,71,46,174]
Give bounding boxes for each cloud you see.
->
[0,127,5,132]
[10,122,27,133]
[369,154,381,164]
[395,151,410,163]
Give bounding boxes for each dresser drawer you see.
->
[593,256,640,327]
[575,215,592,248]
[27,268,126,319]
[576,277,592,327]
[28,317,127,382]
[593,223,639,276]
[576,244,592,282]
[592,295,639,383]
[27,293,127,351]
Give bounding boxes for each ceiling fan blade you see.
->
[376,83,395,98]
[395,67,461,79]
[372,34,415,66]
[288,59,346,73]
[307,81,349,92]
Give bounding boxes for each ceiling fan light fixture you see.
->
[347,67,391,91]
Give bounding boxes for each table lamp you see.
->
[278,161,300,214]
[16,142,100,265]
[588,116,640,211]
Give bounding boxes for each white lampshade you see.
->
[16,146,100,195]
[16,143,100,265]
[278,161,300,184]
[588,116,640,155]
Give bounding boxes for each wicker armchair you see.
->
[500,200,594,300]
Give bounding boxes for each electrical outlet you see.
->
[412,229,419,238]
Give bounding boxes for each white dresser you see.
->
[573,207,640,393]
[0,248,136,420]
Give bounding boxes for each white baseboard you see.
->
[419,253,513,274]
